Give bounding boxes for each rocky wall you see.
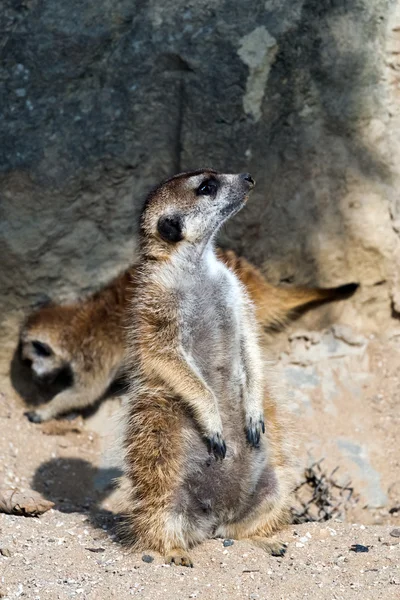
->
[1,0,400,371]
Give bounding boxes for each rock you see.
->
[350,544,369,553]
[286,329,367,366]
[1,0,400,372]
[223,539,234,547]
[337,439,388,508]
[0,548,12,557]
[0,488,55,516]
[390,528,400,538]
[141,554,154,563]
[299,536,310,544]
[331,325,366,347]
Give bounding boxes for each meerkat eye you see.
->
[196,178,218,196]
[157,215,184,243]
[32,340,53,357]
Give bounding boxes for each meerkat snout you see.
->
[241,173,255,187]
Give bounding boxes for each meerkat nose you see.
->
[241,173,255,188]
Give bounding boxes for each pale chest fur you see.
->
[155,246,247,400]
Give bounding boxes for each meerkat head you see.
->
[140,169,255,257]
[19,305,72,383]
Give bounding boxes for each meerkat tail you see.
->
[216,249,358,328]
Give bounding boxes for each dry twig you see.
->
[291,459,358,523]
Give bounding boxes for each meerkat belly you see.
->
[181,277,244,399]
[173,273,275,531]
[173,421,276,533]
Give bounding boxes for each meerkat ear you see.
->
[157,215,184,243]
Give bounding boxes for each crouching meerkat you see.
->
[19,272,132,423]
[120,169,297,566]
[19,255,357,423]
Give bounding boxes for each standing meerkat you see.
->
[19,257,357,423]
[120,169,296,566]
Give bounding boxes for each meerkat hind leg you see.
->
[250,535,288,557]
[165,548,194,568]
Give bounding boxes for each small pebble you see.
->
[299,536,309,544]
[86,547,105,553]
[0,548,12,557]
[223,539,234,547]
[350,544,369,553]
[142,554,154,563]
[390,528,400,538]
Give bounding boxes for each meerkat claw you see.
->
[25,410,44,424]
[252,538,288,557]
[245,416,265,448]
[206,433,227,460]
[165,550,194,568]
[269,541,288,557]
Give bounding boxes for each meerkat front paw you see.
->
[245,414,265,448]
[25,407,54,423]
[205,432,227,460]
[25,410,45,423]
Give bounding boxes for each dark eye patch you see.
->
[196,178,218,196]
[157,215,184,243]
[32,340,53,357]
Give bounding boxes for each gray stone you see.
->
[141,554,154,563]
[1,0,400,371]
[349,544,369,553]
[337,438,388,508]
[223,539,234,547]
[284,328,367,366]
[331,325,367,347]
[390,528,400,538]
[283,365,320,389]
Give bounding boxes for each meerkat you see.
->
[120,169,297,566]
[19,270,132,423]
[19,253,357,423]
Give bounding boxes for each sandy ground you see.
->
[1,326,400,599]
[1,515,399,600]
